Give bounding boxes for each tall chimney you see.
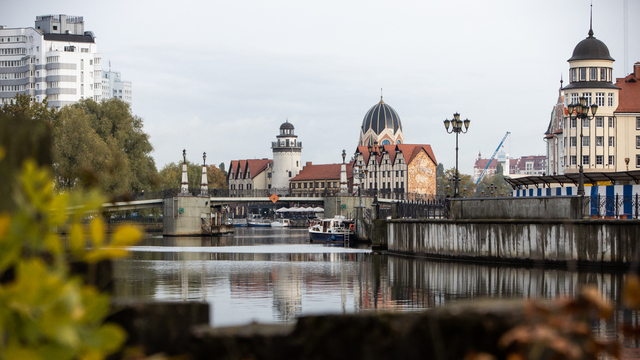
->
[635,62,640,80]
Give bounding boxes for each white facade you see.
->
[102,69,132,106]
[0,15,102,108]
[271,121,302,190]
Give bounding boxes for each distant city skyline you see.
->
[2,0,639,175]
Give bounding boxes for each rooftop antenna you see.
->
[380,88,384,103]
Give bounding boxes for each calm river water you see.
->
[113,227,639,348]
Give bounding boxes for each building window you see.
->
[582,136,590,147]
[608,93,614,107]
[564,156,567,167]
[570,118,577,128]
[608,117,615,128]
[382,171,385,178]
[590,68,597,81]
[595,117,604,127]
[570,137,576,147]
[582,155,589,165]
[582,119,590,128]
[637,136,640,149]
[609,155,614,165]
[571,69,577,81]
[320,182,324,188]
[600,68,607,81]
[564,136,567,147]
[609,136,614,147]
[570,156,577,165]
[288,171,292,177]
[637,155,640,168]
[596,155,603,165]
[579,68,586,81]
[396,170,399,177]
[637,117,640,130]
[570,93,579,104]
[595,93,605,106]
[315,182,319,188]
[582,92,592,105]
[303,183,307,189]
[596,136,603,146]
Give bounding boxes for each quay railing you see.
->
[396,196,448,219]
[583,194,640,219]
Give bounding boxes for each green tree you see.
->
[72,98,158,194]
[440,167,475,198]
[475,170,512,197]
[51,98,158,196]
[0,93,57,122]
[159,160,227,190]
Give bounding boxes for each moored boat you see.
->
[308,216,354,242]
[232,219,248,227]
[248,218,272,227]
[271,218,290,227]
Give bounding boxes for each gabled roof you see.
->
[228,159,272,180]
[396,144,437,165]
[355,144,437,166]
[290,162,354,181]
[614,64,640,113]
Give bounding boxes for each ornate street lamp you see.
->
[567,96,598,196]
[443,113,470,198]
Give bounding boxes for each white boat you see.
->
[308,216,354,242]
[248,218,272,227]
[271,218,290,227]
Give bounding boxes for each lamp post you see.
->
[443,113,470,198]
[567,96,598,196]
[203,152,206,166]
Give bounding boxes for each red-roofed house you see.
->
[352,144,438,198]
[614,62,640,169]
[289,162,354,197]
[227,158,273,195]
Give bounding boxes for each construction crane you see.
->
[475,131,510,186]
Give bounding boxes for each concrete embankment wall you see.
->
[387,219,640,266]
[386,197,640,266]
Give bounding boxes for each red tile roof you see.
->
[355,144,437,166]
[290,162,354,181]
[228,159,272,180]
[615,63,640,113]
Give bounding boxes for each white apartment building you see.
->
[0,14,102,108]
[102,69,132,106]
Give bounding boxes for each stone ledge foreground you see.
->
[110,300,533,359]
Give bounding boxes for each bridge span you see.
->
[102,196,325,212]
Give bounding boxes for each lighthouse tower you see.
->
[271,120,302,191]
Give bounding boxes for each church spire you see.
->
[588,2,594,37]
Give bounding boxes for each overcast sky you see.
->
[3,0,639,175]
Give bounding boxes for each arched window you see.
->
[381,139,391,145]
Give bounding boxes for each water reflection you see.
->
[113,229,633,333]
